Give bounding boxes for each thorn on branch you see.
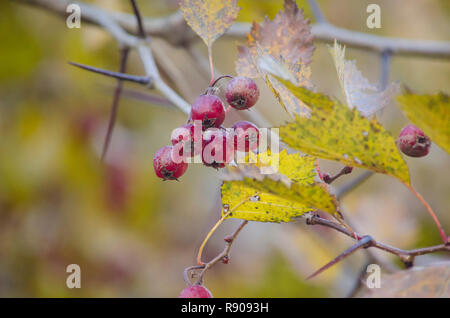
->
[69,61,152,86]
[306,235,373,280]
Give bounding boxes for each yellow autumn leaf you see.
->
[221,151,337,223]
[235,0,314,117]
[179,0,240,48]
[397,92,450,154]
[278,79,411,184]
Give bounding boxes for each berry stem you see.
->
[404,183,448,244]
[210,75,233,88]
[208,46,215,86]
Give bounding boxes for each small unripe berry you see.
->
[396,124,431,158]
[232,121,260,152]
[191,94,225,130]
[202,130,235,169]
[226,76,259,110]
[153,146,188,180]
[179,285,213,298]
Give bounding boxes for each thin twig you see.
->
[68,62,151,85]
[195,220,248,285]
[130,0,145,38]
[183,265,205,286]
[101,48,129,162]
[322,166,353,184]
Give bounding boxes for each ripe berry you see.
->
[153,146,188,180]
[171,123,202,157]
[202,130,235,169]
[232,121,260,152]
[190,94,225,130]
[179,285,213,298]
[226,76,259,110]
[396,124,431,157]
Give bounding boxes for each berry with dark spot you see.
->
[153,146,188,180]
[232,120,260,152]
[191,94,225,130]
[202,130,235,169]
[396,124,431,157]
[179,285,213,298]
[226,76,259,110]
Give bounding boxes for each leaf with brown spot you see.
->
[179,0,240,48]
[236,0,314,117]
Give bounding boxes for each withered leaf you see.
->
[179,0,240,48]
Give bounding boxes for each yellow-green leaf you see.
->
[179,0,240,48]
[397,92,450,154]
[221,151,337,223]
[278,80,411,184]
[221,177,336,223]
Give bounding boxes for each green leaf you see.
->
[221,151,337,223]
[278,79,411,184]
[179,0,240,49]
[397,92,450,154]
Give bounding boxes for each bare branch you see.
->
[22,0,450,58]
[305,213,450,275]
[228,22,450,59]
[307,0,327,24]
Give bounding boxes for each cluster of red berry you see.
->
[153,76,261,180]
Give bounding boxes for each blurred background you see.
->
[0,0,449,297]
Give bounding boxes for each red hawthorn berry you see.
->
[153,145,188,180]
[171,123,202,157]
[202,129,235,169]
[232,120,260,152]
[226,76,259,110]
[396,124,431,157]
[179,285,213,298]
[190,94,225,130]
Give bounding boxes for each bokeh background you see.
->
[0,0,449,297]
